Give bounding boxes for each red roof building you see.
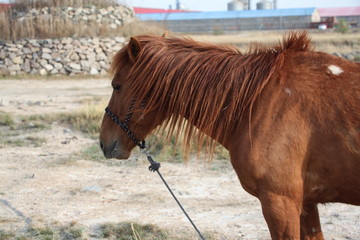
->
[318,6,360,27]
[318,6,360,17]
[0,3,11,12]
[133,7,196,14]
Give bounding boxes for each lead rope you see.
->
[140,147,205,240]
[105,107,206,240]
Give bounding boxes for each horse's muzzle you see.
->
[99,139,130,159]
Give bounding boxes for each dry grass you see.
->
[0,0,166,40]
[189,30,360,53]
[10,0,118,9]
[0,221,84,239]
[0,12,165,40]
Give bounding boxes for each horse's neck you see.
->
[169,80,232,148]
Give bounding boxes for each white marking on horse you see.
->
[284,87,292,96]
[328,65,343,75]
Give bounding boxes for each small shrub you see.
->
[99,222,170,240]
[28,226,55,239]
[0,113,14,126]
[76,143,105,161]
[0,229,15,239]
[56,104,104,138]
[335,19,350,34]
[26,136,47,147]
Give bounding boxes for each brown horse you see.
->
[99,31,360,239]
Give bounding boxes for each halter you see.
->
[104,98,160,171]
[105,98,145,149]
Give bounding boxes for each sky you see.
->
[123,0,360,11]
[0,0,358,11]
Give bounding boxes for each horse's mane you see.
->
[110,31,313,153]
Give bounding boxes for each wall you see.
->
[0,37,126,76]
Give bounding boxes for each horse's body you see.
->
[100,32,360,239]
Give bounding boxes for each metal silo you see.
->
[256,0,273,10]
[228,0,245,11]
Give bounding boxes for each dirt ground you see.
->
[0,79,359,239]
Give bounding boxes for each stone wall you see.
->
[0,37,126,76]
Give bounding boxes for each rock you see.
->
[50,68,59,74]
[23,59,31,72]
[0,99,10,106]
[34,101,44,106]
[42,47,52,53]
[86,52,96,62]
[95,47,103,53]
[44,64,54,71]
[81,185,102,193]
[70,52,80,61]
[91,62,101,71]
[345,54,354,61]
[40,59,48,67]
[114,37,126,43]
[100,69,108,75]
[69,63,81,71]
[4,58,12,66]
[99,61,109,70]
[54,62,63,70]
[79,53,87,60]
[63,128,73,133]
[12,56,23,64]
[0,67,10,76]
[7,47,19,52]
[0,51,6,59]
[80,60,90,71]
[22,47,32,54]
[96,52,107,61]
[90,67,99,75]
[42,53,52,60]
[39,68,48,76]
[99,9,108,15]
[9,64,21,71]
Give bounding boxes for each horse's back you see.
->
[281,51,360,205]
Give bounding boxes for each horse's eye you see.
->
[112,85,121,91]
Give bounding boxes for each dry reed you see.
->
[0,0,165,40]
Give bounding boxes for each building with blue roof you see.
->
[136,8,320,33]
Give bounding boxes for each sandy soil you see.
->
[0,79,359,239]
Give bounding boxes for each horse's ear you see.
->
[128,37,142,62]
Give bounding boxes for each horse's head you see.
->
[99,37,161,159]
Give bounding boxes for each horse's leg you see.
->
[300,204,324,240]
[259,192,302,240]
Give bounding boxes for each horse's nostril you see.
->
[100,140,118,158]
